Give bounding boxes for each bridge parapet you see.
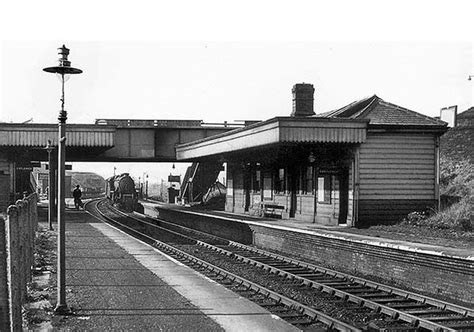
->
[95,118,250,129]
[0,123,115,147]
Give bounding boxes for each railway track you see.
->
[87,199,474,331]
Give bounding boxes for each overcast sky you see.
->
[1,41,472,124]
[1,1,473,183]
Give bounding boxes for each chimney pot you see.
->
[291,83,315,117]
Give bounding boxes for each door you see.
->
[338,169,349,224]
[289,169,298,218]
[243,169,251,212]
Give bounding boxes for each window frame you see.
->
[274,167,286,194]
[252,169,261,193]
[301,165,314,195]
[317,173,331,203]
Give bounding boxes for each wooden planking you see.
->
[360,184,434,191]
[361,194,434,200]
[360,153,435,160]
[361,159,435,165]
[362,134,435,144]
[0,161,9,172]
[360,168,434,174]
[360,176,434,183]
[280,126,366,143]
[359,133,436,200]
[358,199,437,226]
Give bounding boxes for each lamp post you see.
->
[43,45,82,314]
[138,176,142,198]
[145,174,149,199]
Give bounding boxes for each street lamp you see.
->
[43,45,82,314]
[145,174,149,199]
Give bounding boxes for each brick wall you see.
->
[249,224,473,305]
[155,207,254,244]
[152,206,473,304]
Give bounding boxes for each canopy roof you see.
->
[176,117,368,160]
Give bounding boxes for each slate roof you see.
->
[316,95,447,126]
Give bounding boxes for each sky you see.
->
[1,1,473,183]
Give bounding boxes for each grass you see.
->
[344,156,474,246]
[400,156,473,234]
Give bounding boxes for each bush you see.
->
[439,157,474,198]
[425,197,472,232]
[403,211,430,226]
[402,197,472,232]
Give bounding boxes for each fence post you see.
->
[26,197,33,283]
[27,198,33,283]
[15,200,25,305]
[6,205,22,332]
[31,195,38,281]
[0,216,11,332]
[32,193,39,230]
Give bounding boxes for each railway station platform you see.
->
[141,201,474,306]
[35,207,298,331]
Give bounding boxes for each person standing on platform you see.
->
[73,185,83,210]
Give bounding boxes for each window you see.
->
[317,174,331,203]
[227,179,233,197]
[302,166,313,194]
[252,170,261,193]
[263,173,272,199]
[274,168,286,194]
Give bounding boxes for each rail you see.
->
[90,199,356,331]
[114,202,474,330]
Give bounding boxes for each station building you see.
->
[176,84,448,227]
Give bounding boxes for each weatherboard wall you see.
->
[357,133,437,226]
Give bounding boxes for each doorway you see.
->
[243,169,251,212]
[338,169,349,224]
[289,170,298,218]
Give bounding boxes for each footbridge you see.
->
[0,119,251,210]
[0,119,246,162]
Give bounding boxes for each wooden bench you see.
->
[261,203,285,219]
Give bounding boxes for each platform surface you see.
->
[142,201,474,261]
[56,209,297,331]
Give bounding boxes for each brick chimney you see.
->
[291,83,315,117]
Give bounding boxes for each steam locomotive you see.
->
[105,173,139,212]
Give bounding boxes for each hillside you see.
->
[68,172,105,192]
[439,107,474,198]
[440,107,474,164]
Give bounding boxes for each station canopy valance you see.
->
[0,123,115,147]
[176,117,369,160]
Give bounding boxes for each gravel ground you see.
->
[175,244,411,330]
